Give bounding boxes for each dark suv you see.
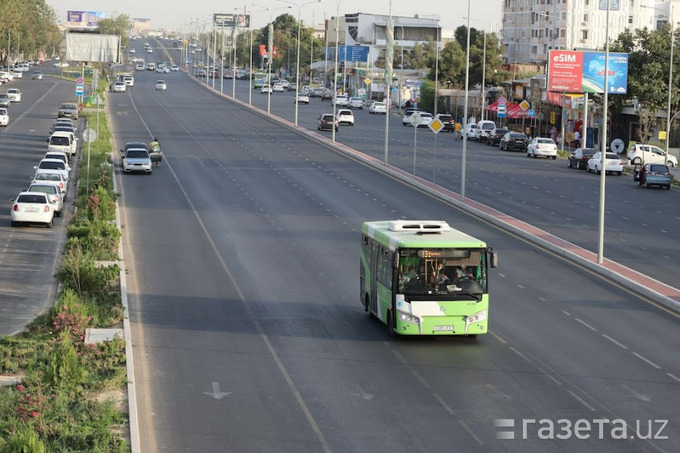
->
[435,114,455,132]
[317,113,338,132]
[487,128,510,146]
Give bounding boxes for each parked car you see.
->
[121,147,152,174]
[155,80,167,91]
[499,132,529,151]
[627,143,677,167]
[434,114,455,132]
[57,102,79,120]
[415,112,434,127]
[486,127,510,146]
[567,148,597,169]
[0,93,10,107]
[34,158,70,182]
[32,171,68,199]
[368,101,387,114]
[402,108,426,126]
[527,137,558,159]
[349,97,364,109]
[0,107,7,126]
[587,152,623,175]
[27,182,63,217]
[336,109,355,126]
[111,81,126,92]
[634,163,672,189]
[317,113,338,131]
[10,191,55,228]
[465,123,477,139]
[7,88,21,102]
[475,120,496,142]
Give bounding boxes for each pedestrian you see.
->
[638,164,646,187]
[454,121,462,140]
[573,130,581,148]
[550,126,557,142]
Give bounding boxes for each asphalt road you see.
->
[161,43,680,291]
[0,73,79,335]
[110,46,680,453]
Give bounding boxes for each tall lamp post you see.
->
[384,0,393,163]
[461,0,471,199]
[332,0,342,143]
[266,5,292,114]
[249,6,270,106]
[280,0,322,126]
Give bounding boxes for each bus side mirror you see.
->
[489,250,498,268]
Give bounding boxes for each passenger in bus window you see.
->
[435,269,450,291]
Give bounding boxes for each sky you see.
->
[46,0,503,33]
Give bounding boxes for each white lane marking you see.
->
[632,352,662,369]
[574,318,598,332]
[667,373,680,383]
[601,334,628,350]
[567,389,596,411]
[509,346,533,364]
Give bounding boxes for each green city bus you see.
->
[360,220,498,336]
[253,70,268,89]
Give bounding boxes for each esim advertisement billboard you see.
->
[548,50,629,94]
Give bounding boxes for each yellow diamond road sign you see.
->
[520,100,530,110]
[429,118,444,134]
[364,77,371,85]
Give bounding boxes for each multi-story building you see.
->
[501,0,676,65]
[326,12,442,67]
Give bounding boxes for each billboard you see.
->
[338,45,369,63]
[548,50,628,94]
[67,11,105,29]
[65,33,120,63]
[213,13,250,28]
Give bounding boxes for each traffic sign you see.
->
[528,109,535,118]
[519,100,530,110]
[82,128,97,143]
[364,77,371,85]
[76,76,84,84]
[497,96,507,105]
[429,118,444,134]
[409,111,424,127]
[76,84,84,96]
[497,111,506,118]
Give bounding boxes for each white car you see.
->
[33,171,68,199]
[465,123,477,139]
[627,143,677,167]
[368,101,386,114]
[155,80,167,91]
[415,112,434,127]
[333,95,349,107]
[336,109,354,126]
[122,148,152,174]
[349,97,363,109]
[34,158,70,182]
[123,75,134,86]
[7,88,21,102]
[27,182,64,217]
[587,151,623,175]
[0,107,7,126]
[135,63,146,71]
[111,81,126,92]
[171,65,179,72]
[10,192,55,228]
[527,137,558,159]
[272,83,285,92]
[156,66,169,73]
[295,93,310,104]
[261,84,272,94]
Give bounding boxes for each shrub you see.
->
[45,332,86,393]
[0,427,46,453]
[55,244,119,298]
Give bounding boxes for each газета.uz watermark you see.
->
[495,418,669,440]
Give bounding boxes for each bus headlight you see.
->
[399,312,419,325]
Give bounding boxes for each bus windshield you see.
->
[397,248,488,296]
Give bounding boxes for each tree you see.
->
[610,25,678,143]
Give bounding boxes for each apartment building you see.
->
[501,0,676,65]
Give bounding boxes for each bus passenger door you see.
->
[370,243,379,315]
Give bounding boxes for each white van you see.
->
[48,131,77,157]
[475,120,496,142]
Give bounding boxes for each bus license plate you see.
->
[434,325,454,332]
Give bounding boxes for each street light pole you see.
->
[461,0,471,200]
[667,5,675,165]
[282,0,321,126]
[332,0,341,143]
[384,0,393,163]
